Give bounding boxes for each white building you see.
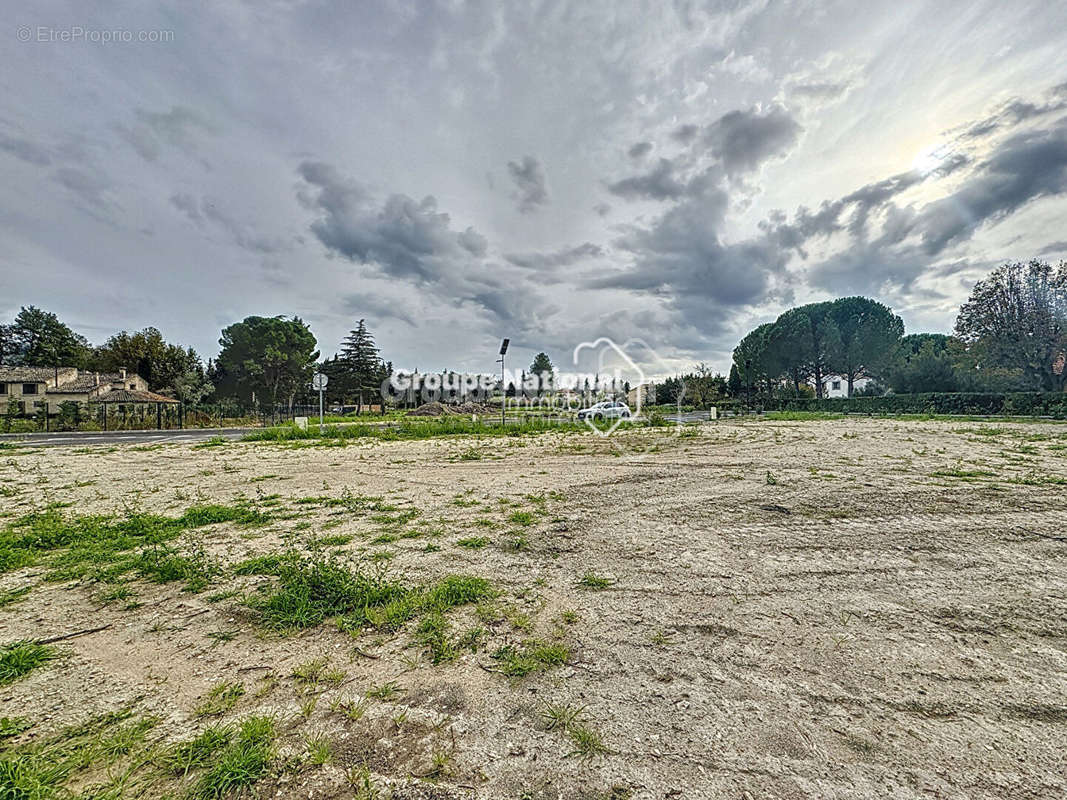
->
[819,373,873,398]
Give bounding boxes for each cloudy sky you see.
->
[3,0,1067,377]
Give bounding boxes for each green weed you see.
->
[0,641,57,685]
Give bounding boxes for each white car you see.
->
[577,400,632,421]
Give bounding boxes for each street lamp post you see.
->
[497,338,509,427]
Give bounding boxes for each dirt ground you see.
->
[2,418,1066,799]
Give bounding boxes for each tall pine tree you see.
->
[340,319,383,413]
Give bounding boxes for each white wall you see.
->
[821,375,871,398]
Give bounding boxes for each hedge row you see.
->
[758,392,1067,418]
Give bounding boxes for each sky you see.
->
[2,0,1067,378]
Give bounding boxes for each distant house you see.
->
[626,383,656,408]
[0,366,156,414]
[817,373,873,398]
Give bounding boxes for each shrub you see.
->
[761,392,1067,418]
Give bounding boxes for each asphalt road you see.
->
[0,427,253,448]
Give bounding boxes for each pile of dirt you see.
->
[407,401,494,417]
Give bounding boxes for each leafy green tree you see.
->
[216,316,319,409]
[172,363,214,406]
[8,306,92,367]
[92,327,202,392]
[727,364,742,396]
[955,260,1067,391]
[732,323,776,395]
[889,338,961,393]
[770,303,840,397]
[0,324,15,365]
[828,297,904,396]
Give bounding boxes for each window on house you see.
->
[129,383,136,390]
[22,383,38,395]
[0,382,6,395]
[831,380,841,391]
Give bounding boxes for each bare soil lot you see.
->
[2,418,1066,799]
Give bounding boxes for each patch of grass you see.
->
[0,503,269,581]
[243,416,597,444]
[366,680,403,701]
[192,436,230,449]
[567,723,610,759]
[0,709,158,798]
[133,543,219,592]
[541,702,585,731]
[191,715,275,799]
[763,411,846,421]
[292,657,345,688]
[414,612,458,664]
[314,533,354,547]
[0,641,58,685]
[456,536,490,549]
[508,511,536,527]
[0,716,32,738]
[250,552,494,633]
[163,724,234,776]
[578,571,614,590]
[930,467,996,480]
[490,640,569,678]
[233,553,286,576]
[0,585,32,609]
[304,733,333,766]
[95,585,135,606]
[194,681,245,717]
[1007,472,1067,486]
[454,447,483,461]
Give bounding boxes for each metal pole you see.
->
[319,388,324,432]
[500,353,505,427]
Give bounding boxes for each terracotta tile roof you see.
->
[0,367,60,383]
[46,372,124,393]
[93,388,178,404]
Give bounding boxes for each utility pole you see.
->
[497,338,509,427]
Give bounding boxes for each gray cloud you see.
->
[457,226,488,257]
[504,242,603,270]
[1039,240,1067,255]
[53,167,117,217]
[917,122,1067,254]
[119,106,215,161]
[628,141,653,159]
[593,187,789,321]
[671,124,699,144]
[341,291,415,327]
[607,158,688,201]
[170,193,288,254]
[0,133,51,166]
[701,105,802,179]
[299,160,479,282]
[296,160,551,329]
[789,80,852,102]
[4,0,1067,375]
[506,155,549,213]
[961,82,1067,140]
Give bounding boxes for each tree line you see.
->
[731,260,1067,398]
[5,259,1063,412]
[0,308,395,411]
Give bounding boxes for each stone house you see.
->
[0,366,150,414]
